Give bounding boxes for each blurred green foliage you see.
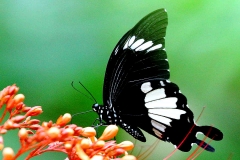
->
[0,1,239,159]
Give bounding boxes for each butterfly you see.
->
[92,8,223,152]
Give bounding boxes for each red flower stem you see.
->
[0,108,9,124]
[14,140,51,159]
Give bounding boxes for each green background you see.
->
[0,1,239,159]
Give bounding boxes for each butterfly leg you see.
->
[91,118,109,137]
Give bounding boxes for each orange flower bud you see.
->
[6,99,15,110]
[117,141,134,151]
[18,128,28,140]
[107,148,125,157]
[80,138,91,149]
[98,125,118,141]
[42,122,48,128]
[0,129,7,134]
[29,124,41,130]
[0,95,10,104]
[3,120,14,130]
[74,127,83,136]
[16,102,24,110]
[26,130,34,135]
[2,147,15,160]
[35,131,47,142]
[47,121,53,128]
[93,140,105,149]
[56,113,71,126]
[64,142,73,152]
[90,155,104,160]
[81,127,96,138]
[62,113,71,124]
[21,106,31,112]
[27,119,40,125]
[11,115,26,123]
[62,128,74,137]
[47,127,60,140]
[12,123,20,128]
[121,155,137,160]
[8,85,19,95]
[75,143,89,160]
[25,106,43,116]
[13,94,25,104]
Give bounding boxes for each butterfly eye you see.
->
[92,104,99,112]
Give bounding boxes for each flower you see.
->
[0,84,136,160]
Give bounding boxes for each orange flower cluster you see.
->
[0,84,136,160]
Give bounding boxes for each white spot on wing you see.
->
[151,120,166,132]
[145,97,178,109]
[135,41,153,51]
[149,109,186,119]
[145,89,166,102]
[128,36,135,47]
[149,113,172,126]
[123,36,136,50]
[160,81,165,86]
[147,44,162,52]
[141,82,152,93]
[130,39,144,49]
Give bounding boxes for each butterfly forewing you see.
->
[103,9,169,105]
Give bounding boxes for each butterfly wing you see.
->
[99,8,223,152]
[103,9,169,106]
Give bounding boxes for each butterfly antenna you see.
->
[71,81,97,103]
[71,109,93,124]
[72,110,93,117]
[78,81,97,103]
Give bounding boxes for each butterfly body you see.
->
[92,8,223,152]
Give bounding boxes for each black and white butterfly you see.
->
[92,8,223,152]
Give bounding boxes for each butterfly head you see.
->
[92,103,100,112]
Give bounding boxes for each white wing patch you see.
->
[141,82,152,93]
[130,39,144,50]
[145,88,166,102]
[128,36,136,47]
[123,36,135,50]
[149,109,186,119]
[147,44,162,52]
[151,120,166,132]
[145,97,178,109]
[135,41,153,51]
[123,35,161,52]
[149,113,172,126]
